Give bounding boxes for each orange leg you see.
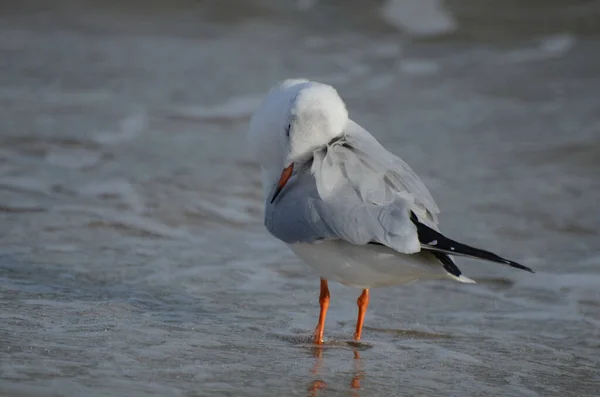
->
[353,289,370,341]
[313,278,330,344]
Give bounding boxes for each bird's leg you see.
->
[353,289,370,341]
[313,278,330,344]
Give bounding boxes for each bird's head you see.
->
[247,79,348,202]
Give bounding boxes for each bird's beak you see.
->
[270,164,294,204]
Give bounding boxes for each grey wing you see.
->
[343,120,440,228]
[265,165,421,254]
[264,169,338,244]
[265,120,438,254]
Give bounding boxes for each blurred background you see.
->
[1,1,599,396]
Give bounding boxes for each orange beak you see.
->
[270,164,294,203]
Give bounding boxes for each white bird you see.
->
[247,79,533,344]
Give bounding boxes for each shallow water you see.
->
[1,1,599,396]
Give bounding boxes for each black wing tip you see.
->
[434,252,462,277]
[410,211,535,274]
[503,259,535,274]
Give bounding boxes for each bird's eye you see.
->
[285,123,291,137]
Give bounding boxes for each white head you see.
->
[247,79,349,201]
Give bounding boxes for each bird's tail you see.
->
[434,251,477,283]
[411,212,534,273]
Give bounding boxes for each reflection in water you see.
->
[307,379,327,397]
[307,347,366,396]
[308,346,326,397]
[350,350,365,396]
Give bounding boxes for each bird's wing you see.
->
[265,119,439,255]
[343,120,440,227]
[264,119,534,273]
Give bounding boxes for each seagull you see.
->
[247,79,533,344]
